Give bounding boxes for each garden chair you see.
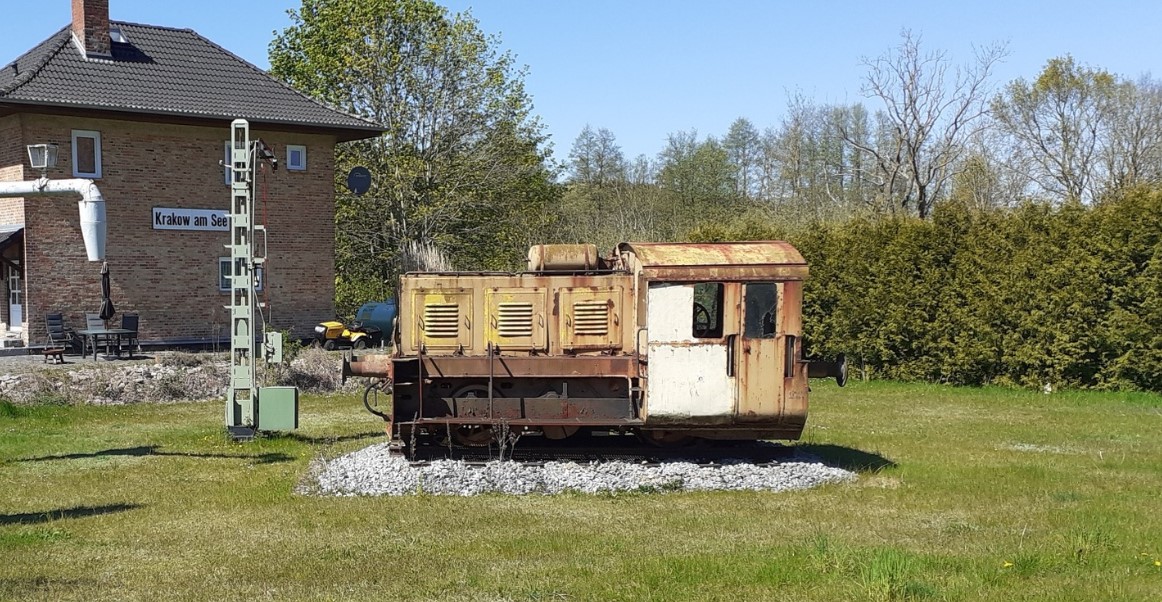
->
[44,312,79,354]
[85,312,116,356]
[119,313,140,358]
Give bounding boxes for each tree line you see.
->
[270,0,1162,390]
[560,34,1162,238]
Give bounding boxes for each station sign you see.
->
[152,207,230,231]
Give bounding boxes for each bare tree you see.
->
[1103,74,1162,191]
[991,56,1117,203]
[844,30,1007,218]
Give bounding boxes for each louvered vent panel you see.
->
[423,303,460,338]
[497,302,534,337]
[573,301,609,335]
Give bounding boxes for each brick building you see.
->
[0,1,382,347]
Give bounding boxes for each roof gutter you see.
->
[0,178,106,261]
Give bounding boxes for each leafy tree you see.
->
[723,117,760,199]
[568,125,626,186]
[554,126,682,252]
[657,130,738,210]
[270,0,559,312]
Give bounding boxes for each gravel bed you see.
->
[313,442,856,496]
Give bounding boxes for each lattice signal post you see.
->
[226,119,298,440]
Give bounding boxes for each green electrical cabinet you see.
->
[258,386,299,431]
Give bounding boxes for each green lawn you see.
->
[2,381,1161,601]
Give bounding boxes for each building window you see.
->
[286,145,307,171]
[72,130,102,178]
[219,257,264,292]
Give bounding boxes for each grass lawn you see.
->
[2,381,1161,601]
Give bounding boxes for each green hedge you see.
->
[692,187,1162,391]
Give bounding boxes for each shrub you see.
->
[699,185,1162,391]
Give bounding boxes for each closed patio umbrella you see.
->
[98,261,115,323]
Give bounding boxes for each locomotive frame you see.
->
[344,241,845,448]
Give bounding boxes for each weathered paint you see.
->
[618,241,809,282]
[350,240,826,444]
[735,282,784,422]
[644,283,735,420]
[485,288,547,351]
[527,244,600,271]
[780,281,809,427]
[398,273,635,357]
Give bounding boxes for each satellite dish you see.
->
[346,166,372,196]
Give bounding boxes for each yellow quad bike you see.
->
[313,320,383,350]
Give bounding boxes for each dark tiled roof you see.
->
[0,224,22,250]
[0,22,382,138]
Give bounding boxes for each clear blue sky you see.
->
[2,1,1159,165]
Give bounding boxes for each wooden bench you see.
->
[41,347,66,364]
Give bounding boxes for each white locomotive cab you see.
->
[644,283,735,419]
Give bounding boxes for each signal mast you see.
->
[225,119,298,440]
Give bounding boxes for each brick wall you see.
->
[18,114,338,345]
[0,114,27,330]
[0,114,27,224]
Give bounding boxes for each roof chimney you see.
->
[72,0,111,57]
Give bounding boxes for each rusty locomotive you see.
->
[344,241,846,449]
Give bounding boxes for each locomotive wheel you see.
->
[536,392,579,440]
[452,425,494,447]
[449,385,501,447]
[639,430,695,447]
[541,425,580,440]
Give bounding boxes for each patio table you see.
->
[76,328,137,361]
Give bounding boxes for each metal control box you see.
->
[258,386,299,431]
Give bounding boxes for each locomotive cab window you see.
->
[744,282,778,339]
[692,282,724,338]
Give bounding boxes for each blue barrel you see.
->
[355,300,398,339]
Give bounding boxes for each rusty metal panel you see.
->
[420,355,639,378]
[619,241,809,281]
[558,286,622,351]
[342,353,392,379]
[398,272,635,357]
[412,288,473,351]
[409,417,641,427]
[736,282,784,423]
[485,288,547,352]
[527,244,600,271]
[780,281,808,428]
[450,397,635,421]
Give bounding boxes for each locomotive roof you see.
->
[618,241,809,282]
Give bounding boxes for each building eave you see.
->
[0,99,384,142]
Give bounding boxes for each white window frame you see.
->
[224,141,232,185]
[72,130,102,179]
[219,257,264,292]
[286,144,307,171]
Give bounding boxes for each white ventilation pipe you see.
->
[0,178,106,261]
